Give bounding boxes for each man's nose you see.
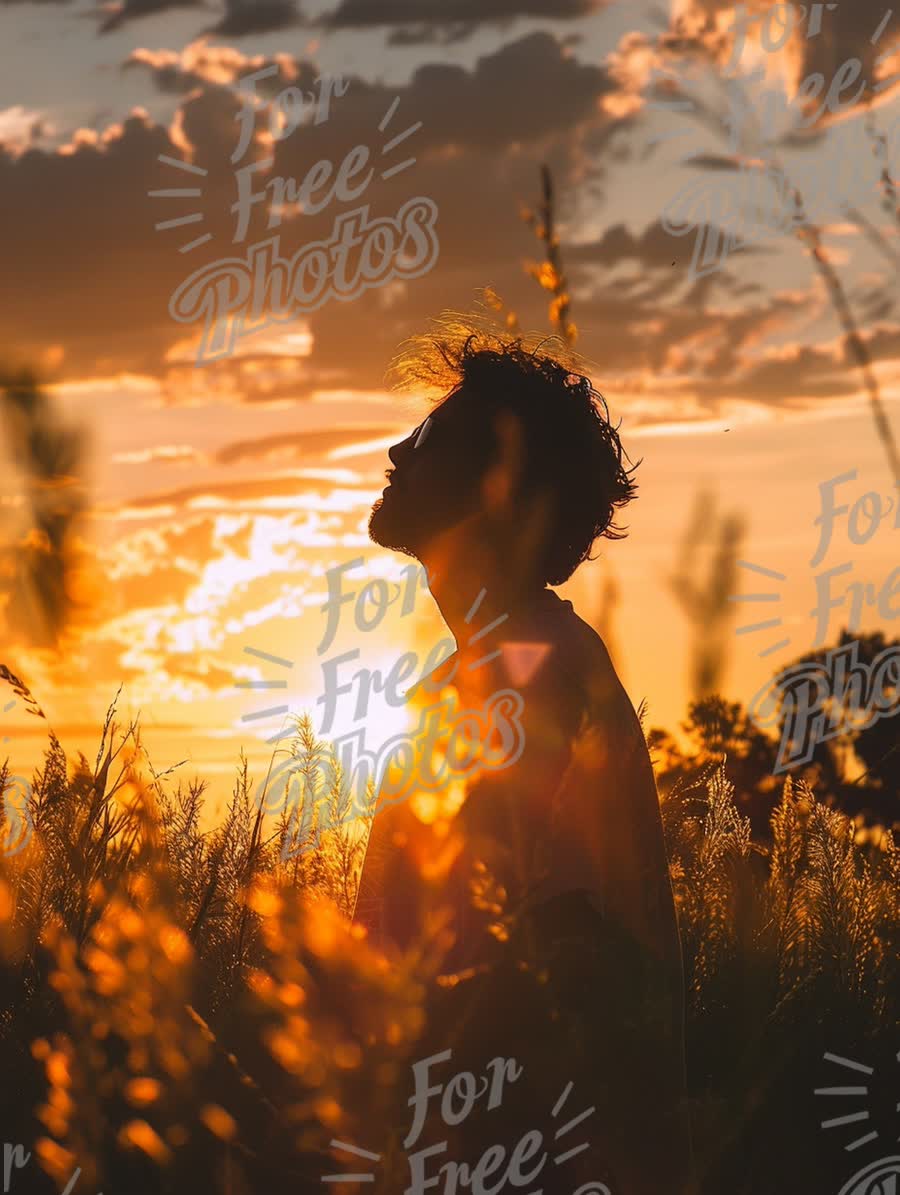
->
[387,427,418,467]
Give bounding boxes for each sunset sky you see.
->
[1,0,899,811]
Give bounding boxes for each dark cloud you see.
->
[386,23,483,47]
[323,0,602,32]
[0,114,191,376]
[98,0,302,35]
[120,474,358,511]
[404,31,612,150]
[130,31,611,151]
[565,218,775,319]
[709,346,861,401]
[530,241,898,414]
[99,0,203,34]
[215,426,404,464]
[388,25,584,47]
[207,0,302,36]
[568,218,762,270]
[0,33,614,383]
[5,20,889,420]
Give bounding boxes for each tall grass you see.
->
[1,669,896,1194]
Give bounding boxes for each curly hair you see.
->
[386,312,639,586]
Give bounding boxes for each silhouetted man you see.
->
[354,321,695,1194]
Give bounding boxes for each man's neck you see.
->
[418,519,544,652]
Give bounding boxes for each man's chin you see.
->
[368,499,418,557]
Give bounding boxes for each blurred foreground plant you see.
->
[0,366,90,648]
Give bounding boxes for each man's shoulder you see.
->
[410,588,637,739]
[521,590,628,711]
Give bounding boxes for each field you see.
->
[1,678,897,1195]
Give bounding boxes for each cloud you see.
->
[214,425,404,464]
[115,473,371,512]
[0,32,617,387]
[130,31,612,151]
[398,30,613,150]
[384,23,486,47]
[7,16,892,428]
[99,0,303,36]
[789,1,900,109]
[112,444,199,464]
[610,2,900,129]
[526,226,900,414]
[48,505,379,711]
[322,0,602,32]
[0,107,48,155]
[569,217,771,270]
[208,0,302,36]
[123,44,304,94]
[99,0,204,35]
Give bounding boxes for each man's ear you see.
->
[481,410,524,513]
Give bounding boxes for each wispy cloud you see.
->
[112,444,198,464]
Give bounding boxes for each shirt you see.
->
[353,587,695,1194]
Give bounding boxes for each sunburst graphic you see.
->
[815,1051,895,1153]
[460,585,508,672]
[459,587,551,685]
[549,1079,599,1169]
[322,1077,605,1190]
[3,1153,97,1195]
[234,584,548,746]
[59,1166,101,1195]
[150,88,423,256]
[376,96,423,181]
[730,559,792,659]
[321,1139,381,1185]
[236,646,295,746]
[149,154,211,254]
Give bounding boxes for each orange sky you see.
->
[1,0,899,810]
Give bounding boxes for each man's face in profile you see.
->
[369,390,488,560]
